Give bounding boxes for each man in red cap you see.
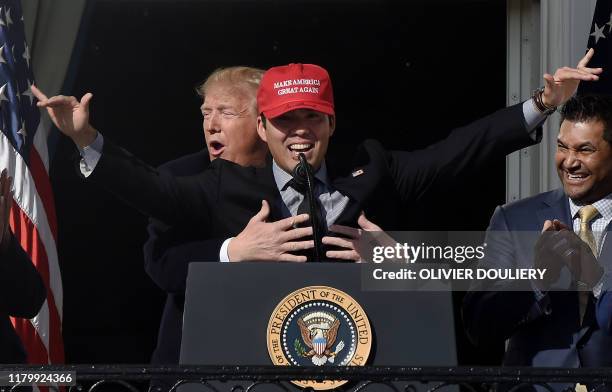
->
[31,54,600,263]
[256,63,335,177]
[220,58,601,262]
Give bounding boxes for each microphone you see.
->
[292,153,324,262]
[291,155,308,191]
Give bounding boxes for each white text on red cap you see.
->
[273,79,321,96]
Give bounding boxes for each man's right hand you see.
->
[534,219,603,290]
[227,200,315,262]
[31,85,98,148]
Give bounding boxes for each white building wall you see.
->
[506,0,597,202]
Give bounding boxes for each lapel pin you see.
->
[352,169,364,177]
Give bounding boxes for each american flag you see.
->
[0,0,64,374]
[578,0,612,95]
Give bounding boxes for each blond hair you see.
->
[196,66,264,109]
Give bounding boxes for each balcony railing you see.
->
[2,366,612,392]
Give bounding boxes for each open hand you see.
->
[323,212,396,262]
[542,48,602,108]
[228,200,315,262]
[31,85,97,148]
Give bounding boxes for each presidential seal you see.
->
[266,286,372,390]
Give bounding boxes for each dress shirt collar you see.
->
[272,159,331,192]
[569,193,612,222]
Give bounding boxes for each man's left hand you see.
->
[536,219,603,289]
[563,232,603,289]
[542,48,602,108]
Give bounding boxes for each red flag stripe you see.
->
[11,205,49,284]
[2,131,63,365]
[10,207,64,363]
[0,134,64,312]
[11,317,49,363]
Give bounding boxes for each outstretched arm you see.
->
[389,50,601,203]
[31,85,212,226]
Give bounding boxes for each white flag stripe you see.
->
[29,299,51,360]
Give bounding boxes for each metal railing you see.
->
[2,366,612,392]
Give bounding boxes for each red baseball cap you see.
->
[257,63,335,119]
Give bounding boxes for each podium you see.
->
[179,263,457,391]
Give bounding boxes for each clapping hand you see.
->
[534,219,602,290]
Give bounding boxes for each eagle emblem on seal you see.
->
[296,311,345,366]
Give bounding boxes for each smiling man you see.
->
[31,56,601,262]
[463,94,612,391]
[255,64,336,174]
[557,109,612,203]
[223,60,600,261]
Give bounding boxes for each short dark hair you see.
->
[560,94,612,144]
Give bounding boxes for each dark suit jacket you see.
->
[143,150,225,369]
[597,290,612,335]
[463,188,612,389]
[88,103,538,237]
[0,234,46,364]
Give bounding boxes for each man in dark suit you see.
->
[143,66,267,390]
[30,52,601,257]
[144,150,210,372]
[143,66,381,390]
[0,169,46,364]
[463,94,612,391]
[597,288,612,335]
